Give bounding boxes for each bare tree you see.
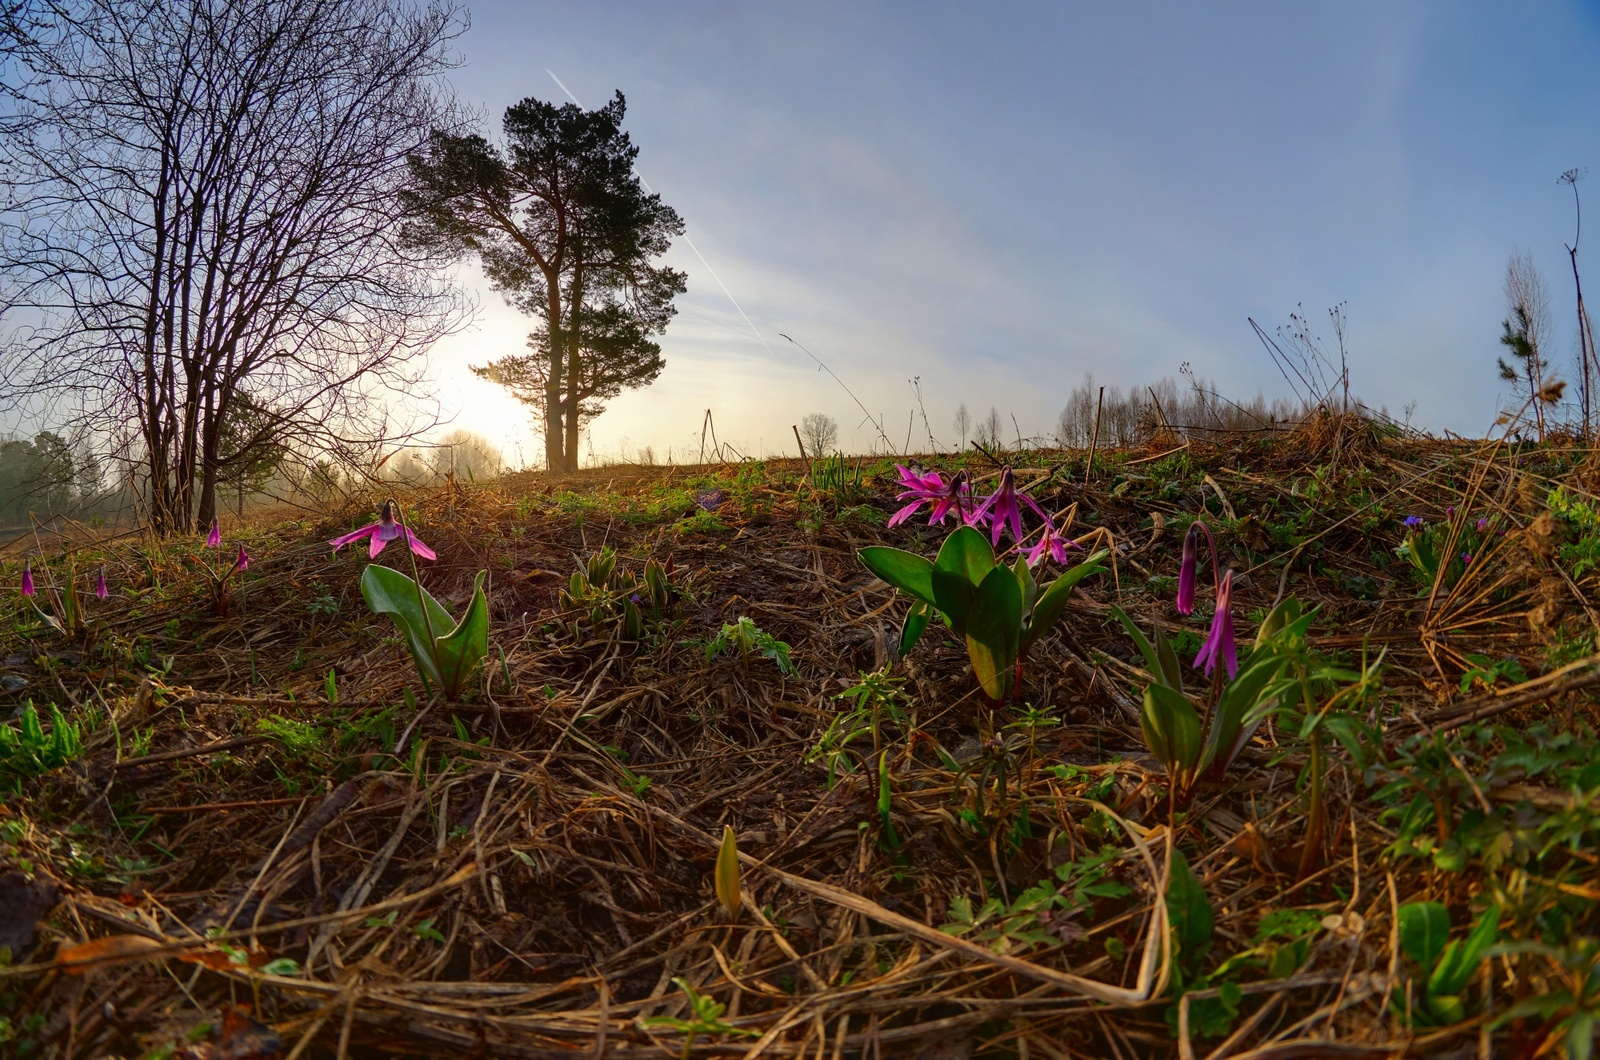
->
[952,403,971,451]
[1560,169,1597,436]
[426,429,503,482]
[1498,250,1554,435]
[799,412,838,456]
[0,0,468,534]
[974,406,1004,451]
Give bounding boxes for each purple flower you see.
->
[95,567,108,600]
[1446,506,1456,518]
[1194,570,1238,680]
[329,500,437,561]
[205,518,221,548]
[968,467,1052,547]
[1177,523,1202,615]
[21,560,34,598]
[1403,515,1423,530]
[232,545,250,574]
[1476,517,1490,532]
[1461,552,1472,566]
[695,489,725,511]
[1025,523,1080,567]
[888,465,969,527]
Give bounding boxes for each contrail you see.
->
[546,70,775,358]
[546,70,893,450]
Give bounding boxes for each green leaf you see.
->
[1398,901,1451,974]
[858,546,937,606]
[932,526,995,635]
[1429,904,1499,997]
[1152,626,1184,694]
[1022,549,1108,651]
[1203,652,1287,774]
[1141,683,1202,779]
[1014,555,1037,617]
[1110,604,1175,689]
[360,565,489,700]
[1166,848,1213,972]
[964,564,1022,700]
[1567,1012,1594,1060]
[898,599,932,658]
[433,572,489,699]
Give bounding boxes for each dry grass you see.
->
[0,433,1597,1058]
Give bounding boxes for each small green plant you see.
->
[1458,653,1526,694]
[360,565,489,701]
[1392,901,1500,1027]
[1396,512,1499,593]
[640,977,756,1059]
[940,847,1132,955]
[558,548,682,643]
[0,701,83,789]
[256,716,326,761]
[1111,601,1294,799]
[706,616,795,675]
[809,452,869,507]
[860,525,1108,700]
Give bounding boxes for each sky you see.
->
[423,0,1600,467]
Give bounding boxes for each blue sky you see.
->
[427,1,1600,464]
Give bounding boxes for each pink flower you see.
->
[1177,524,1200,615]
[21,560,34,598]
[95,567,108,600]
[968,466,1052,547]
[1194,569,1237,680]
[887,465,969,527]
[205,518,221,548]
[232,545,250,574]
[329,500,436,560]
[1025,523,1080,567]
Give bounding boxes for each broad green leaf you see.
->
[362,563,455,692]
[1568,1012,1594,1060]
[361,565,489,700]
[1166,848,1213,973]
[1204,652,1288,774]
[1397,901,1451,974]
[1152,626,1184,694]
[1254,597,1302,649]
[433,572,489,699]
[1022,549,1108,651]
[1142,682,1202,778]
[1425,994,1465,1024]
[898,599,932,658]
[932,526,995,635]
[715,825,741,919]
[1014,555,1037,616]
[858,546,937,606]
[964,564,1022,701]
[1429,904,1499,997]
[1109,603,1172,689]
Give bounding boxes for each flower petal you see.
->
[329,525,379,551]
[404,530,437,561]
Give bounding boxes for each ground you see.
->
[0,419,1598,1058]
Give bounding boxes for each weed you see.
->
[0,702,83,790]
[705,617,795,675]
